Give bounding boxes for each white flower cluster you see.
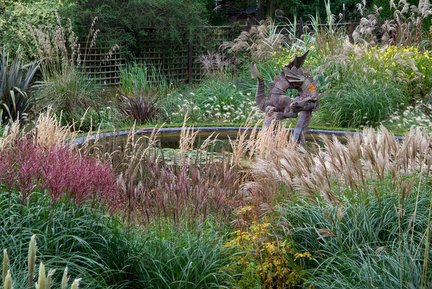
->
[385,101,432,132]
[170,91,264,123]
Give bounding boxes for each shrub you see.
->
[64,0,209,56]
[0,0,71,59]
[225,206,312,289]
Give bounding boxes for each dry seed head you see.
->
[34,108,76,150]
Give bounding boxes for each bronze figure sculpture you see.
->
[251,51,319,142]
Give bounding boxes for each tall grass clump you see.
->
[31,16,117,130]
[320,74,405,127]
[316,46,423,128]
[135,220,231,289]
[0,192,121,289]
[0,191,233,289]
[249,126,432,287]
[353,0,432,46]
[277,188,432,288]
[99,123,245,224]
[119,64,172,97]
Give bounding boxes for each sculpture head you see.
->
[291,80,320,112]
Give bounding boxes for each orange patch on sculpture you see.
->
[308,85,317,92]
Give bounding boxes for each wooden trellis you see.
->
[80,21,355,85]
[80,47,125,85]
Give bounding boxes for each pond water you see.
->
[72,127,361,163]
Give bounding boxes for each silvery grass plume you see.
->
[253,127,432,204]
[230,118,294,167]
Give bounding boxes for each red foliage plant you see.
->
[0,136,118,206]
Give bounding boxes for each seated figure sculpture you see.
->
[251,51,320,142]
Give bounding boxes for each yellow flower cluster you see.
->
[354,45,432,82]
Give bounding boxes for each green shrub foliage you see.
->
[64,0,209,57]
[0,0,72,59]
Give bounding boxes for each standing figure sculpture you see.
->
[251,51,320,142]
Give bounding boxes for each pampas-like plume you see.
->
[253,127,432,204]
[35,263,46,289]
[28,235,37,288]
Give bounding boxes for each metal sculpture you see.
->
[251,51,319,142]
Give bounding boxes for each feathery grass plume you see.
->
[34,108,76,150]
[230,117,294,167]
[253,127,432,204]
[70,278,80,289]
[2,249,9,284]
[0,120,21,150]
[35,263,46,289]
[61,267,69,289]
[221,19,287,63]
[353,0,432,45]
[28,235,37,288]
[3,270,12,289]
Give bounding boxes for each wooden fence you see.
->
[82,21,355,85]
